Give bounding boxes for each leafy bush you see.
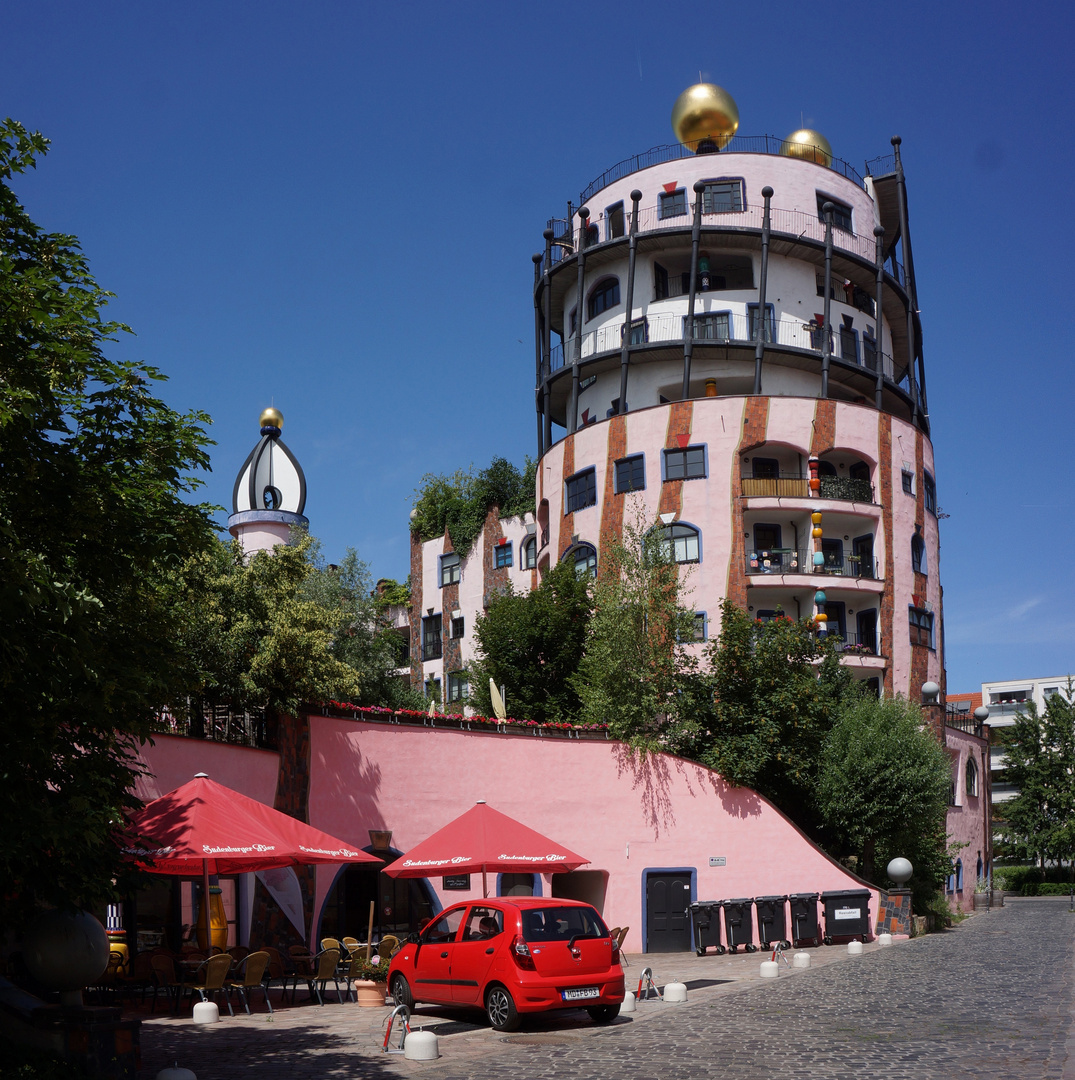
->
[1,1036,85,1080]
[351,955,391,981]
[819,475,873,503]
[1021,882,1073,896]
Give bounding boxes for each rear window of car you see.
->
[520,906,608,942]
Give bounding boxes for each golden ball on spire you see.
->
[671,83,739,153]
[781,129,833,167]
[260,407,284,429]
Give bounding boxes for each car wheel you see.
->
[587,1004,620,1025]
[485,985,519,1031]
[389,973,414,1010]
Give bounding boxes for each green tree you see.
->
[468,558,592,723]
[694,600,855,830]
[998,686,1075,872]
[572,516,698,742]
[817,694,952,899]
[0,120,216,925]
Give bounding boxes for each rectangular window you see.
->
[494,543,513,569]
[821,537,844,573]
[685,312,730,341]
[621,317,648,345]
[440,552,460,587]
[451,616,465,639]
[693,612,707,641]
[839,320,859,363]
[659,189,686,219]
[447,672,469,703]
[614,454,646,494]
[747,303,775,344]
[663,445,707,481]
[565,467,597,513]
[862,331,877,372]
[422,615,442,661]
[606,201,625,239]
[653,262,669,300]
[909,607,934,649]
[701,179,744,214]
[924,472,937,515]
[901,469,915,495]
[817,194,854,233]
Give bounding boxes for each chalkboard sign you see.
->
[443,874,471,890]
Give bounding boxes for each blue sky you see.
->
[4,0,1072,693]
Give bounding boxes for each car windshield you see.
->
[520,905,608,942]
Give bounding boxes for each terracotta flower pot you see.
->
[353,979,388,1007]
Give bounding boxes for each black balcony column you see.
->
[873,225,885,410]
[753,186,774,396]
[681,181,706,400]
[617,189,642,416]
[821,202,834,399]
[568,207,589,435]
[892,137,920,426]
[532,252,545,457]
[541,228,554,451]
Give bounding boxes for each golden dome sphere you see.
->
[671,83,739,152]
[260,406,284,429]
[781,129,833,167]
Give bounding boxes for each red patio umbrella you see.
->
[124,773,382,948]
[383,800,589,896]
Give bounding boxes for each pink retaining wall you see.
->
[136,733,280,805]
[306,717,878,952]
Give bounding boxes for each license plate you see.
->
[562,987,600,1001]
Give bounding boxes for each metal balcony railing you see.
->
[831,632,882,657]
[945,707,987,737]
[745,550,878,579]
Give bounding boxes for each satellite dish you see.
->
[489,679,507,720]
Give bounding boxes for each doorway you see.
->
[644,871,693,952]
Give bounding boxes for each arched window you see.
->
[656,523,701,564]
[587,277,620,320]
[911,533,926,574]
[522,536,537,570]
[955,858,964,892]
[562,542,597,578]
[965,756,979,797]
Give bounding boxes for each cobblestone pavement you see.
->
[138,898,1074,1079]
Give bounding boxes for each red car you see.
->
[387,897,625,1031]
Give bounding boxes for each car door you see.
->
[409,906,465,1004]
[450,905,506,1004]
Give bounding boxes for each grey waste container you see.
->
[754,895,789,949]
[721,898,758,953]
[820,889,872,944]
[689,901,725,956]
[788,892,820,947]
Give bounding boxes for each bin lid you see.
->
[722,898,753,905]
[788,892,819,900]
[754,894,789,902]
[820,889,872,900]
[690,900,723,909]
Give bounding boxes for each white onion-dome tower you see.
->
[227,407,308,552]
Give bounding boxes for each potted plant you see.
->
[351,955,390,1006]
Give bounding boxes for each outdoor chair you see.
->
[377,934,400,957]
[121,950,156,1005]
[261,947,298,1005]
[149,954,183,1014]
[320,936,341,952]
[187,953,234,1015]
[226,950,272,1014]
[288,944,315,977]
[304,947,343,1005]
[615,926,630,967]
[228,945,250,964]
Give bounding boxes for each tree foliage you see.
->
[997,685,1075,870]
[817,694,952,900]
[0,120,216,925]
[468,559,592,724]
[572,515,698,742]
[689,601,855,831]
[410,457,536,558]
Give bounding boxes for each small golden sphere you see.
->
[260,407,284,429]
[671,83,739,152]
[781,129,833,167]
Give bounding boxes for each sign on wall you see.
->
[443,874,471,890]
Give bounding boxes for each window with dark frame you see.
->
[653,262,670,299]
[909,606,934,648]
[664,445,706,481]
[565,542,597,578]
[901,469,915,495]
[911,533,927,575]
[839,317,858,362]
[587,278,620,320]
[606,202,625,238]
[700,179,744,213]
[747,302,775,343]
[494,543,513,569]
[685,312,730,341]
[657,523,701,564]
[659,189,686,219]
[693,612,707,641]
[565,468,597,513]
[447,672,468,703]
[615,454,645,493]
[422,615,442,661]
[451,616,465,639]
[522,536,537,569]
[440,552,460,587]
[817,194,854,233]
[863,330,877,371]
[924,472,937,515]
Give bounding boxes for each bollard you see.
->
[847,940,863,955]
[192,1001,219,1025]
[621,990,636,1014]
[663,981,688,1002]
[792,951,811,969]
[404,1029,439,1061]
[636,967,662,1001]
[759,960,779,978]
[877,932,892,947]
[157,1067,196,1080]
